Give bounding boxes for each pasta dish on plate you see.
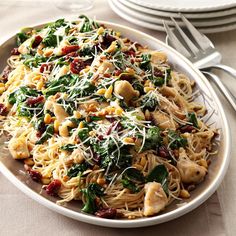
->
[0,16,216,219]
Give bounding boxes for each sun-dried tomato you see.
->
[32,35,43,48]
[0,103,7,116]
[24,165,42,182]
[113,69,122,76]
[100,34,116,49]
[95,208,117,219]
[1,65,12,82]
[11,48,20,55]
[46,179,61,196]
[26,96,44,106]
[65,51,79,61]
[39,63,53,73]
[158,146,170,158]
[179,125,195,133]
[153,68,164,78]
[70,58,86,74]
[61,45,80,55]
[124,48,136,57]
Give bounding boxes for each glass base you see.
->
[54,0,94,12]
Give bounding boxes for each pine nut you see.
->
[198,159,208,168]
[24,158,34,166]
[125,67,135,75]
[123,137,135,144]
[44,113,52,124]
[144,87,155,93]
[79,121,84,129]
[104,85,113,99]
[179,189,190,198]
[73,111,81,119]
[97,27,105,35]
[0,87,5,94]
[36,81,44,90]
[97,177,106,186]
[96,88,106,95]
[54,120,60,133]
[115,107,124,116]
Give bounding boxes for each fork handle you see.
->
[203,71,236,112]
[210,64,236,79]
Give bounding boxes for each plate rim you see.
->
[115,0,236,27]
[109,0,236,34]
[0,19,231,228]
[120,0,236,19]
[127,0,236,12]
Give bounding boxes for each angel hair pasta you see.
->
[0,15,216,219]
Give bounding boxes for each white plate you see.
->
[120,0,236,19]
[109,0,236,33]
[117,0,236,27]
[128,0,236,12]
[0,20,231,228]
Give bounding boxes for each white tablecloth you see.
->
[0,0,236,235]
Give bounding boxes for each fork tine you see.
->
[180,14,211,50]
[170,17,200,56]
[163,21,192,58]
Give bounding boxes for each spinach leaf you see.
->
[79,15,100,33]
[23,54,47,68]
[9,86,43,118]
[44,74,96,98]
[68,80,96,98]
[112,50,125,69]
[36,124,54,144]
[123,168,144,183]
[132,81,144,95]
[17,104,33,117]
[9,86,39,105]
[81,183,104,214]
[78,128,90,142]
[150,68,171,87]
[140,95,158,111]
[33,116,45,132]
[16,32,29,46]
[98,141,132,171]
[8,92,16,105]
[119,100,130,110]
[79,45,96,57]
[121,168,144,193]
[43,34,60,47]
[115,148,132,169]
[121,178,140,193]
[43,75,70,96]
[91,137,132,171]
[146,164,169,194]
[42,19,66,47]
[48,19,67,29]
[142,127,162,151]
[69,117,84,125]
[60,144,76,152]
[151,77,165,86]
[187,112,198,128]
[168,130,188,149]
[140,54,151,71]
[89,116,103,121]
[67,163,89,178]
[57,98,76,116]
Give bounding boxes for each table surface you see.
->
[0,1,236,235]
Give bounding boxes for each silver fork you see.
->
[163,15,236,111]
[164,15,236,76]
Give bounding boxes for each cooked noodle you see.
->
[0,16,216,219]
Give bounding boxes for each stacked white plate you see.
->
[108,0,236,33]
